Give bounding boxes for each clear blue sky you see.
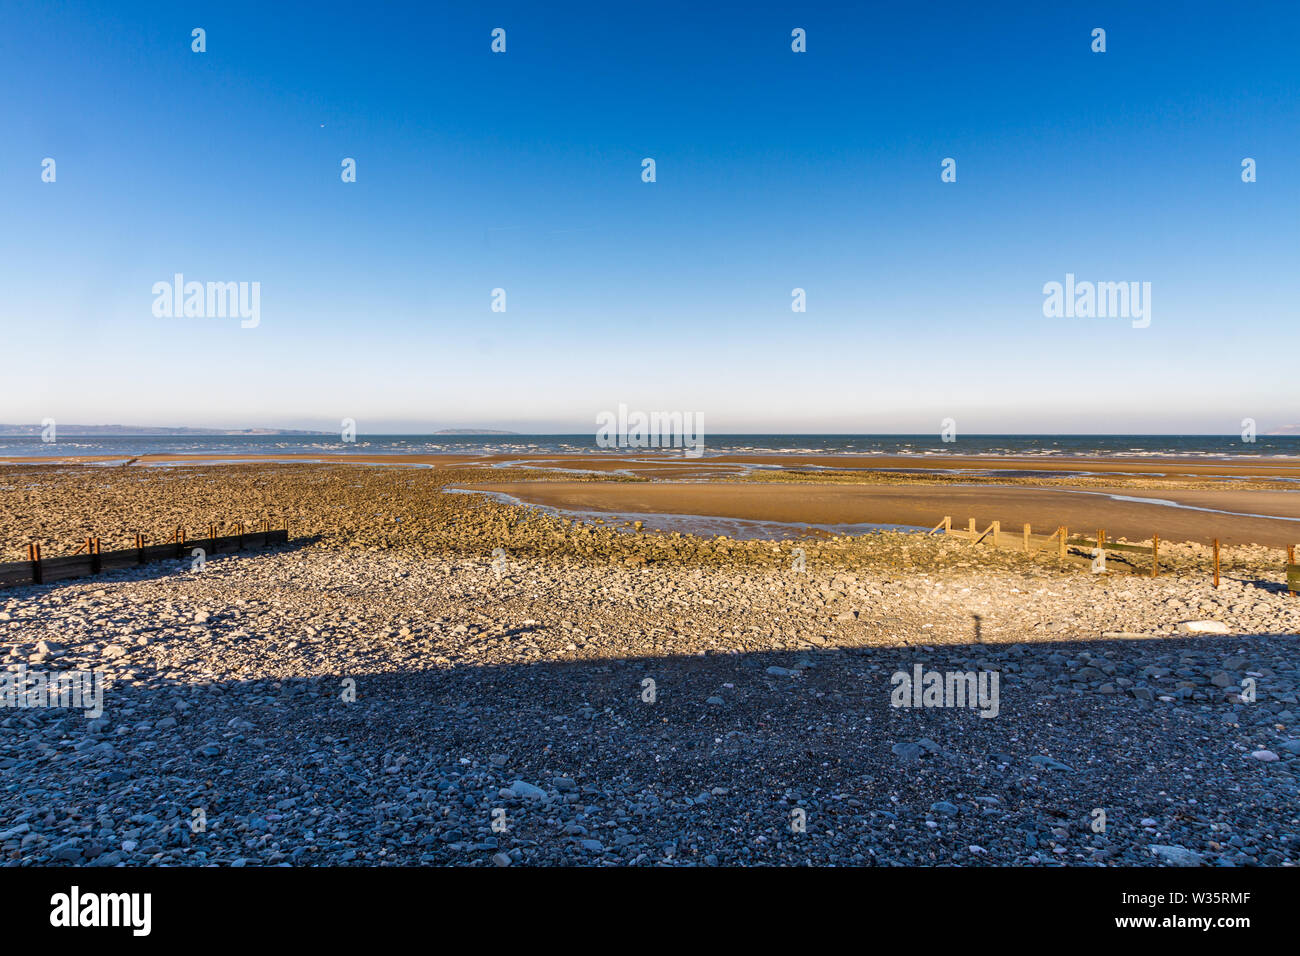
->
[2,0,1297,433]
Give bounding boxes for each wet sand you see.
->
[6,451,1300,548]
[468,481,1300,548]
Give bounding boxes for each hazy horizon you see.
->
[4,423,1299,438]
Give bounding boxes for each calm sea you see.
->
[3,434,1298,460]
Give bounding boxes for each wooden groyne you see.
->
[0,521,289,590]
[931,515,1297,594]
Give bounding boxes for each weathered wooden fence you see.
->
[932,515,1300,592]
[931,516,1158,574]
[0,521,289,589]
[931,516,1078,559]
[931,516,1156,570]
[1064,530,1159,577]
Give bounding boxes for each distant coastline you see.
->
[0,424,330,436]
[0,425,521,437]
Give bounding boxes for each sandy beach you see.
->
[1,459,1297,868]
[5,449,1300,550]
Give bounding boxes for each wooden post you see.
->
[91,537,101,574]
[1023,523,1031,552]
[991,520,1000,547]
[1151,534,1159,578]
[136,532,145,565]
[29,543,42,585]
[968,518,976,538]
[1059,526,1067,559]
[1213,538,1220,589]
[1290,545,1297,597]
[209,522,217,557]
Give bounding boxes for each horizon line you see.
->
[6,431,1300,438]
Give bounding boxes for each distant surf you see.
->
[3,433,1298,460]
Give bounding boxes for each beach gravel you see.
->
[0,463,1297,866]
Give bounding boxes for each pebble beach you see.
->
[1,460,1298,866]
